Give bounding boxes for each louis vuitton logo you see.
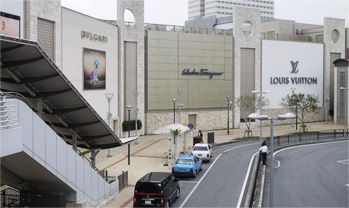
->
[290,61,299,73]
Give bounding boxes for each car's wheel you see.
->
[199,164,202,171]
[176,187,180,199]
[165,200,170,208]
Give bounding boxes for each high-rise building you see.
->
[188,0,275,20]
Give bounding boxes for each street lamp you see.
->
[134,91,139,145]
[105,93,114,157]
[252,90,271,145]
[248,112,296,208]
[126,105,132,138]
[325,87,330,124]
[340,87,349,138]
[172,99,176,124]
[177,90,183,124]
[226,96,232,135]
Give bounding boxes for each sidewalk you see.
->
[96,121,343,207]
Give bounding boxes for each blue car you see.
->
[172,155,202,178]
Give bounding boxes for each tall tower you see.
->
[188,0,274,20]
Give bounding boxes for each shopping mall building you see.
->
[1,0,348,137]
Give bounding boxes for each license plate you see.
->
[198,154,202,156]
[180,168,185,171]
[145,200,152,205]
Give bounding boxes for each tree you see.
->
[280,93,319,132]
[236,94,269,138]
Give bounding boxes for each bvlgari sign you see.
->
[182,68,223,79]
[269,61,318,85]
[81,30,108,42]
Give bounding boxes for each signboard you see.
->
[83,48,106,90]
[262,40,323,108]
[188,123,194,129]
[0,12,20,38]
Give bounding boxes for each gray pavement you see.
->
[95,121,344,207]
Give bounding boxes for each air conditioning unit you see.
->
[296,29,302,35]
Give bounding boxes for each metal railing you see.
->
[265,129,347,148]
[0,95,19,130]
[0,92,113,183]
[1,187,20,208]
[118,171,128,191]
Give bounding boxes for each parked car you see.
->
[133,172,180,207]
[191,143,212,161]
[172,155,202,178]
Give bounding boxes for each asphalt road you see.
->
[170,140,260,207]
[273,140,349,207]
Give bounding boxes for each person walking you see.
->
[259,141,268,165]
[198,130,203,143]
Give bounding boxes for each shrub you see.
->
[122,120,142,131]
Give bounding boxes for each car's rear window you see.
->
[176,159,193,164]
[135,182,162,193]
[193,146,208,151]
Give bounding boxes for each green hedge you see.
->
[122,120,142,131]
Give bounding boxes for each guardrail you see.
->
[265,129,346,148]
[0,187,20,207]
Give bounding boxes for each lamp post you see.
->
[177,90,183,124]
[172,99,176,124]
[134,91,139,145]
[126,105,132,138]
[226,96,232,135]
[340,87,349,138]
[325,87,330,124]
[105,93,114,157]
[252,90,271,145]
[248,112,296,208]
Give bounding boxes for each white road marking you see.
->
[179,142,258,208]
[274,159,281,168]
[337,159,349,164]
[237,151,259,208]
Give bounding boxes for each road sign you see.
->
[188,123,194,129]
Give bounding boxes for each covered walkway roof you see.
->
[0,36,122,149]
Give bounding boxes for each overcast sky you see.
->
[61,0,349,27]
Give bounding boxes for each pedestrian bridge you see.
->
[0,36,123,207]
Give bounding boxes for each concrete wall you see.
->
[61,8,119,132]
[24,0,62,69]
[117,0,145,137]
[233,7,261,128]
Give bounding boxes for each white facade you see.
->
[189,0,274,20]
[61,8,119,133]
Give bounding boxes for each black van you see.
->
[133,172,180,207]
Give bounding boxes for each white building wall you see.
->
[61,8,119,130]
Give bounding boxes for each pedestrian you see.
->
[198,130,203,138]
[259,141,268,165]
